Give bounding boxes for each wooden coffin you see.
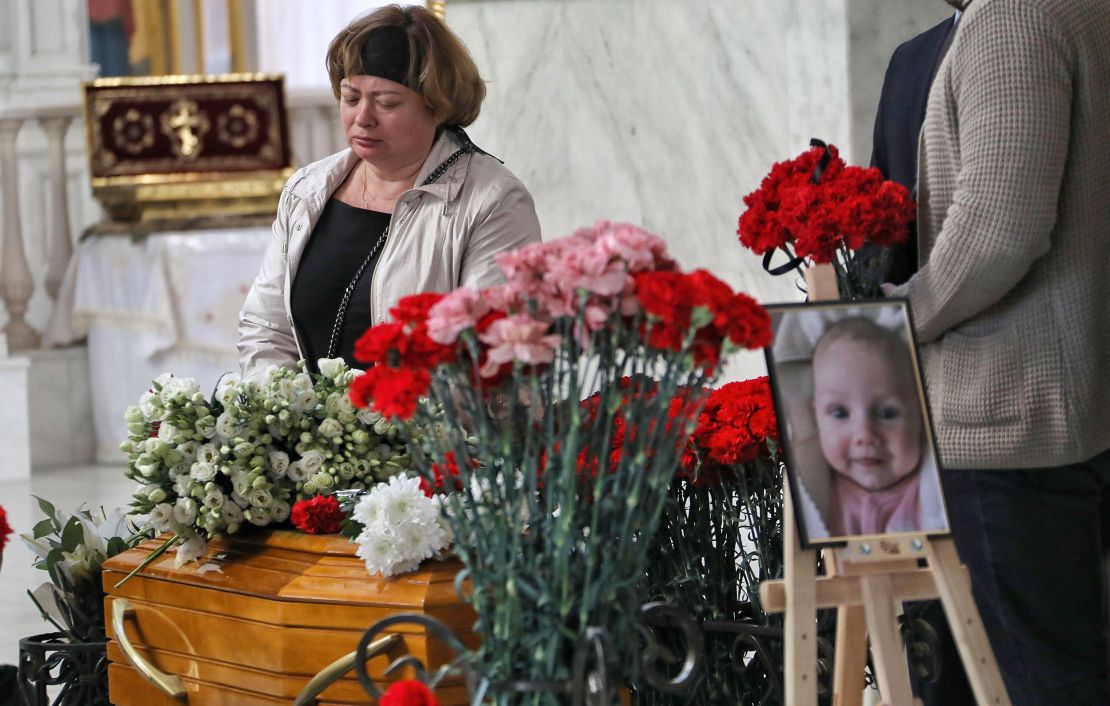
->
[102,531,476,705]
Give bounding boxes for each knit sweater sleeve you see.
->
[890,1,1073,342]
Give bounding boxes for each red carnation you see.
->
[420,452,467,496]
[0,505,13,558]
[682,377,779,482]
[290,495,345,534]
[349,365,431,420]
[737,143,914,267]
[380,680,440,706]
[389,292,445,325]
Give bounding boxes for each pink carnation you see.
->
[477,314,562,378]
[594,222,673,273]
[426,288,491,344]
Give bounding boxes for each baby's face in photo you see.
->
[812,337,923,491]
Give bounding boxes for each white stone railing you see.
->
[0,87,343,353]
[0,102,81,351]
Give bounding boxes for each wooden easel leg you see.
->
[784,483,819,705]
[832,604,868,706]
[925,538,1011,706]
[859,574,915,706]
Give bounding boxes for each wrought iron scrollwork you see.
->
[352,601,847,704]
[353,613,474,699]
[17,633,110,706]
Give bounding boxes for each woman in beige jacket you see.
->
[238,5,540,377]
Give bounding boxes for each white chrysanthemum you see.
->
[247,507,271,526]
[352,474,451,577]
[355,528,404,576]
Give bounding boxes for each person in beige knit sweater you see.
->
[884,0,1110,702]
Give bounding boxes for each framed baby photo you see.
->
[763,299,949,548]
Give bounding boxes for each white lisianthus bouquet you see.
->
[122,359,417,569]
[350,474,453,577]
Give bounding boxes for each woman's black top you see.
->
[290,199,391,371]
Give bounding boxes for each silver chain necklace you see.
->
[325,141,473,360]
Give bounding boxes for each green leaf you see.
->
[32,495,59,531]
[32,518,56,540]
[106,536,127,557]
[60,516,84,553]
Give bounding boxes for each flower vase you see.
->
[17,632,109,706]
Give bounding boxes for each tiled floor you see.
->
[0,464,135,666]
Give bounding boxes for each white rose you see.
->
[173,497,198,525]
[214,376,242,407]
[222,502,244,523]
[215,412,243,441]
[290,389,318,414]
[299,449,325,474]
[246,507,272,526]
[190,460,217,483]
[149,503,176,533]
[174,534,207,568]
[286,460,310,483]
[317,358,346,380]
[248,487,274,509]
[271,499,291,523]
[203,488,226,510]
[197,443,220,464]
[318,418,343,439]
[268,450,290,478]
[157,422,179,443]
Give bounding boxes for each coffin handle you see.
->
[111,598,188,700]
[293,633,402,706]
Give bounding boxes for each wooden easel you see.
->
[758,265,1011,706]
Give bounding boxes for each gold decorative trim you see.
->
[193,0,206,73]
[87,72,286,88]
[429,0,446,21]
[168,0,183,74]
[228,0,248,73]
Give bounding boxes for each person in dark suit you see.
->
[868,13,957,287]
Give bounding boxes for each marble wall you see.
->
[449,0,951,379]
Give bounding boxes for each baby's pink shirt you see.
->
[826,471,922,536]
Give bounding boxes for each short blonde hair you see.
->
[325,4,486,127]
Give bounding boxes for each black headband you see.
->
[357,25,414,88]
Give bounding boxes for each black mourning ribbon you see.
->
[760,137,831,277]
